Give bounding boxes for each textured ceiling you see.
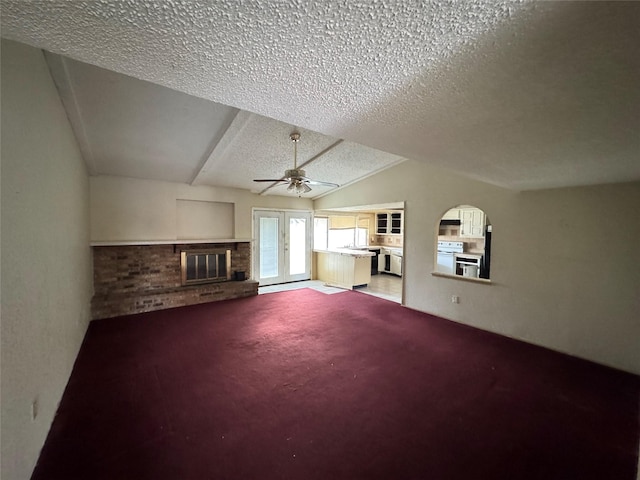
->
[192,108,406,195]
[43,53,403,198]
[2,1,639,190]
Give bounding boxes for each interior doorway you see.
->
[313,201,405,303]
[253,209,312,286]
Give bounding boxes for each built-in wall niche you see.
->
[176,200,234,239]
[436,205,492,281]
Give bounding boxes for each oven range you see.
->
[436,241,463,275]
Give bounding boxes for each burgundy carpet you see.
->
[32,289,639,479]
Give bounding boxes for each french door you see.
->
[253,210,312,286]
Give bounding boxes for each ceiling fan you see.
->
[253,132,339,195]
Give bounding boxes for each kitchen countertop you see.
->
[455,252,483,258]
[314,248,375,257]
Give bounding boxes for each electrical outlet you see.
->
[31,398,39,421]
[451,295,460,304]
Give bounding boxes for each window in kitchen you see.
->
[435,205,492,281]
[328,228,355,249]
[314,216,328,250]
[314,215,370,250]
[356,218,369,246]
[327,215,357,249]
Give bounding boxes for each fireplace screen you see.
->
[181,250,231,285]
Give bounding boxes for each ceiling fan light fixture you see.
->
[286,179,311,196]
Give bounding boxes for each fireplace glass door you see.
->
[180,250,231,285]
[254,210,312,286]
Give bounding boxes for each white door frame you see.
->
[252,208,313,286]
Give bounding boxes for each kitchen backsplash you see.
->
[439,236,485,254]
[372,234,403,247]
[438,224,484,253]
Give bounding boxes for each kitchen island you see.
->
[314,248,375,290]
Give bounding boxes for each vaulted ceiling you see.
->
[44,53,405,198]
[2,1,639,196]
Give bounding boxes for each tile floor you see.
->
[354,272,403,303]
[258,273,402,304]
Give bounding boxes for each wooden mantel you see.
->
[90,238,252,246]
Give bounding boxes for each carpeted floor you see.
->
[31,289,639,479]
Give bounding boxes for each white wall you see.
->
[90,175,312,242]
[1,40,93,480]
[315,160,640,375]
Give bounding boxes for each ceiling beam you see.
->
[44,52,98,174]
[190,109,251,186]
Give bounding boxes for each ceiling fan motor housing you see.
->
[285,168,305,179]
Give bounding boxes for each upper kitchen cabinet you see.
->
[390,212,402,234]
[376,213,387,234]
[460,207,485,237]
[376,211,403,235]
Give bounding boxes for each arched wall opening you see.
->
[435,205,492,280]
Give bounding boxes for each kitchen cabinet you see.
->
[316,250,373,289]
[390,254,402,276]
[379,248,403,277]
[368,246,381,274]
[353,256,372,286]
[376,212,403,235]
[376,213,388,234]
[390,212,402,234]
[460,208,485,237]
[455,252,482,278]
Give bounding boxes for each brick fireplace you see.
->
[91,241,258,319]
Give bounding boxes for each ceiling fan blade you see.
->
[253,179,287,183]
[300,177,340,187]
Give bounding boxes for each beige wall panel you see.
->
[1,40,93,480]
[90,176,312,241]
[315,160,640,375]
[176,199,234,239]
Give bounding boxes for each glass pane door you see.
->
[285,212,311,282]
[254,211,285,286]
[254,210,311,286]
[259,217,280,280]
